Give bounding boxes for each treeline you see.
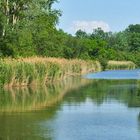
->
[74,25,140,66]
[0,1,140,66]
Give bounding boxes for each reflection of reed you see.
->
[0,77,91,112]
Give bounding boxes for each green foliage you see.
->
[0,0,139,68]
[126,24,140,33]
[0,0,61,58]
[99,58,108,70]
[76,30,89,39]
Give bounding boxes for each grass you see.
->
[0,57,101,87]
[106,60,136,70]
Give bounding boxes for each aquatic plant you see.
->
[106,61,136,70]
[0,57,101,87]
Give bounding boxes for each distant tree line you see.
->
[0,0,140,66]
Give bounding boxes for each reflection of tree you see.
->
[64,79,140,107]
[125,80,140,107]
[63,80,106,106]
[137,113,140,133]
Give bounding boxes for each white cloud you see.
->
[67,20,110,34]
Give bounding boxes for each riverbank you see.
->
[0,57,101,87]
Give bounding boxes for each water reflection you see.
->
[0,77,90,112]
[64,80,140,107]
[0,108,58,140]
[0,77,140,139]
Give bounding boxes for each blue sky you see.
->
[54,0,140,34]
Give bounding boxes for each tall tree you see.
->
[0,0,60,36]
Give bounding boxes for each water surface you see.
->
[85,69,140,80]
[0,70,140,140]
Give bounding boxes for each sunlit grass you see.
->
[107,60,136,70]
[0,57,101,87]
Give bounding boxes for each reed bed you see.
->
[0,57,101,87]
[106,60,136,70]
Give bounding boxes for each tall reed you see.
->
[0,57,101,87]
[106,61,136,70]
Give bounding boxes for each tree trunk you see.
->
[2,0,10,36]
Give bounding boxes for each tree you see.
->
[75,30,89,39]
[126,24,140,33]
[125,24,140,52]
[128,33,140,52]
[91,28,108,41]
[0,0,61,57]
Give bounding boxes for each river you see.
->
[0,70,140,140]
